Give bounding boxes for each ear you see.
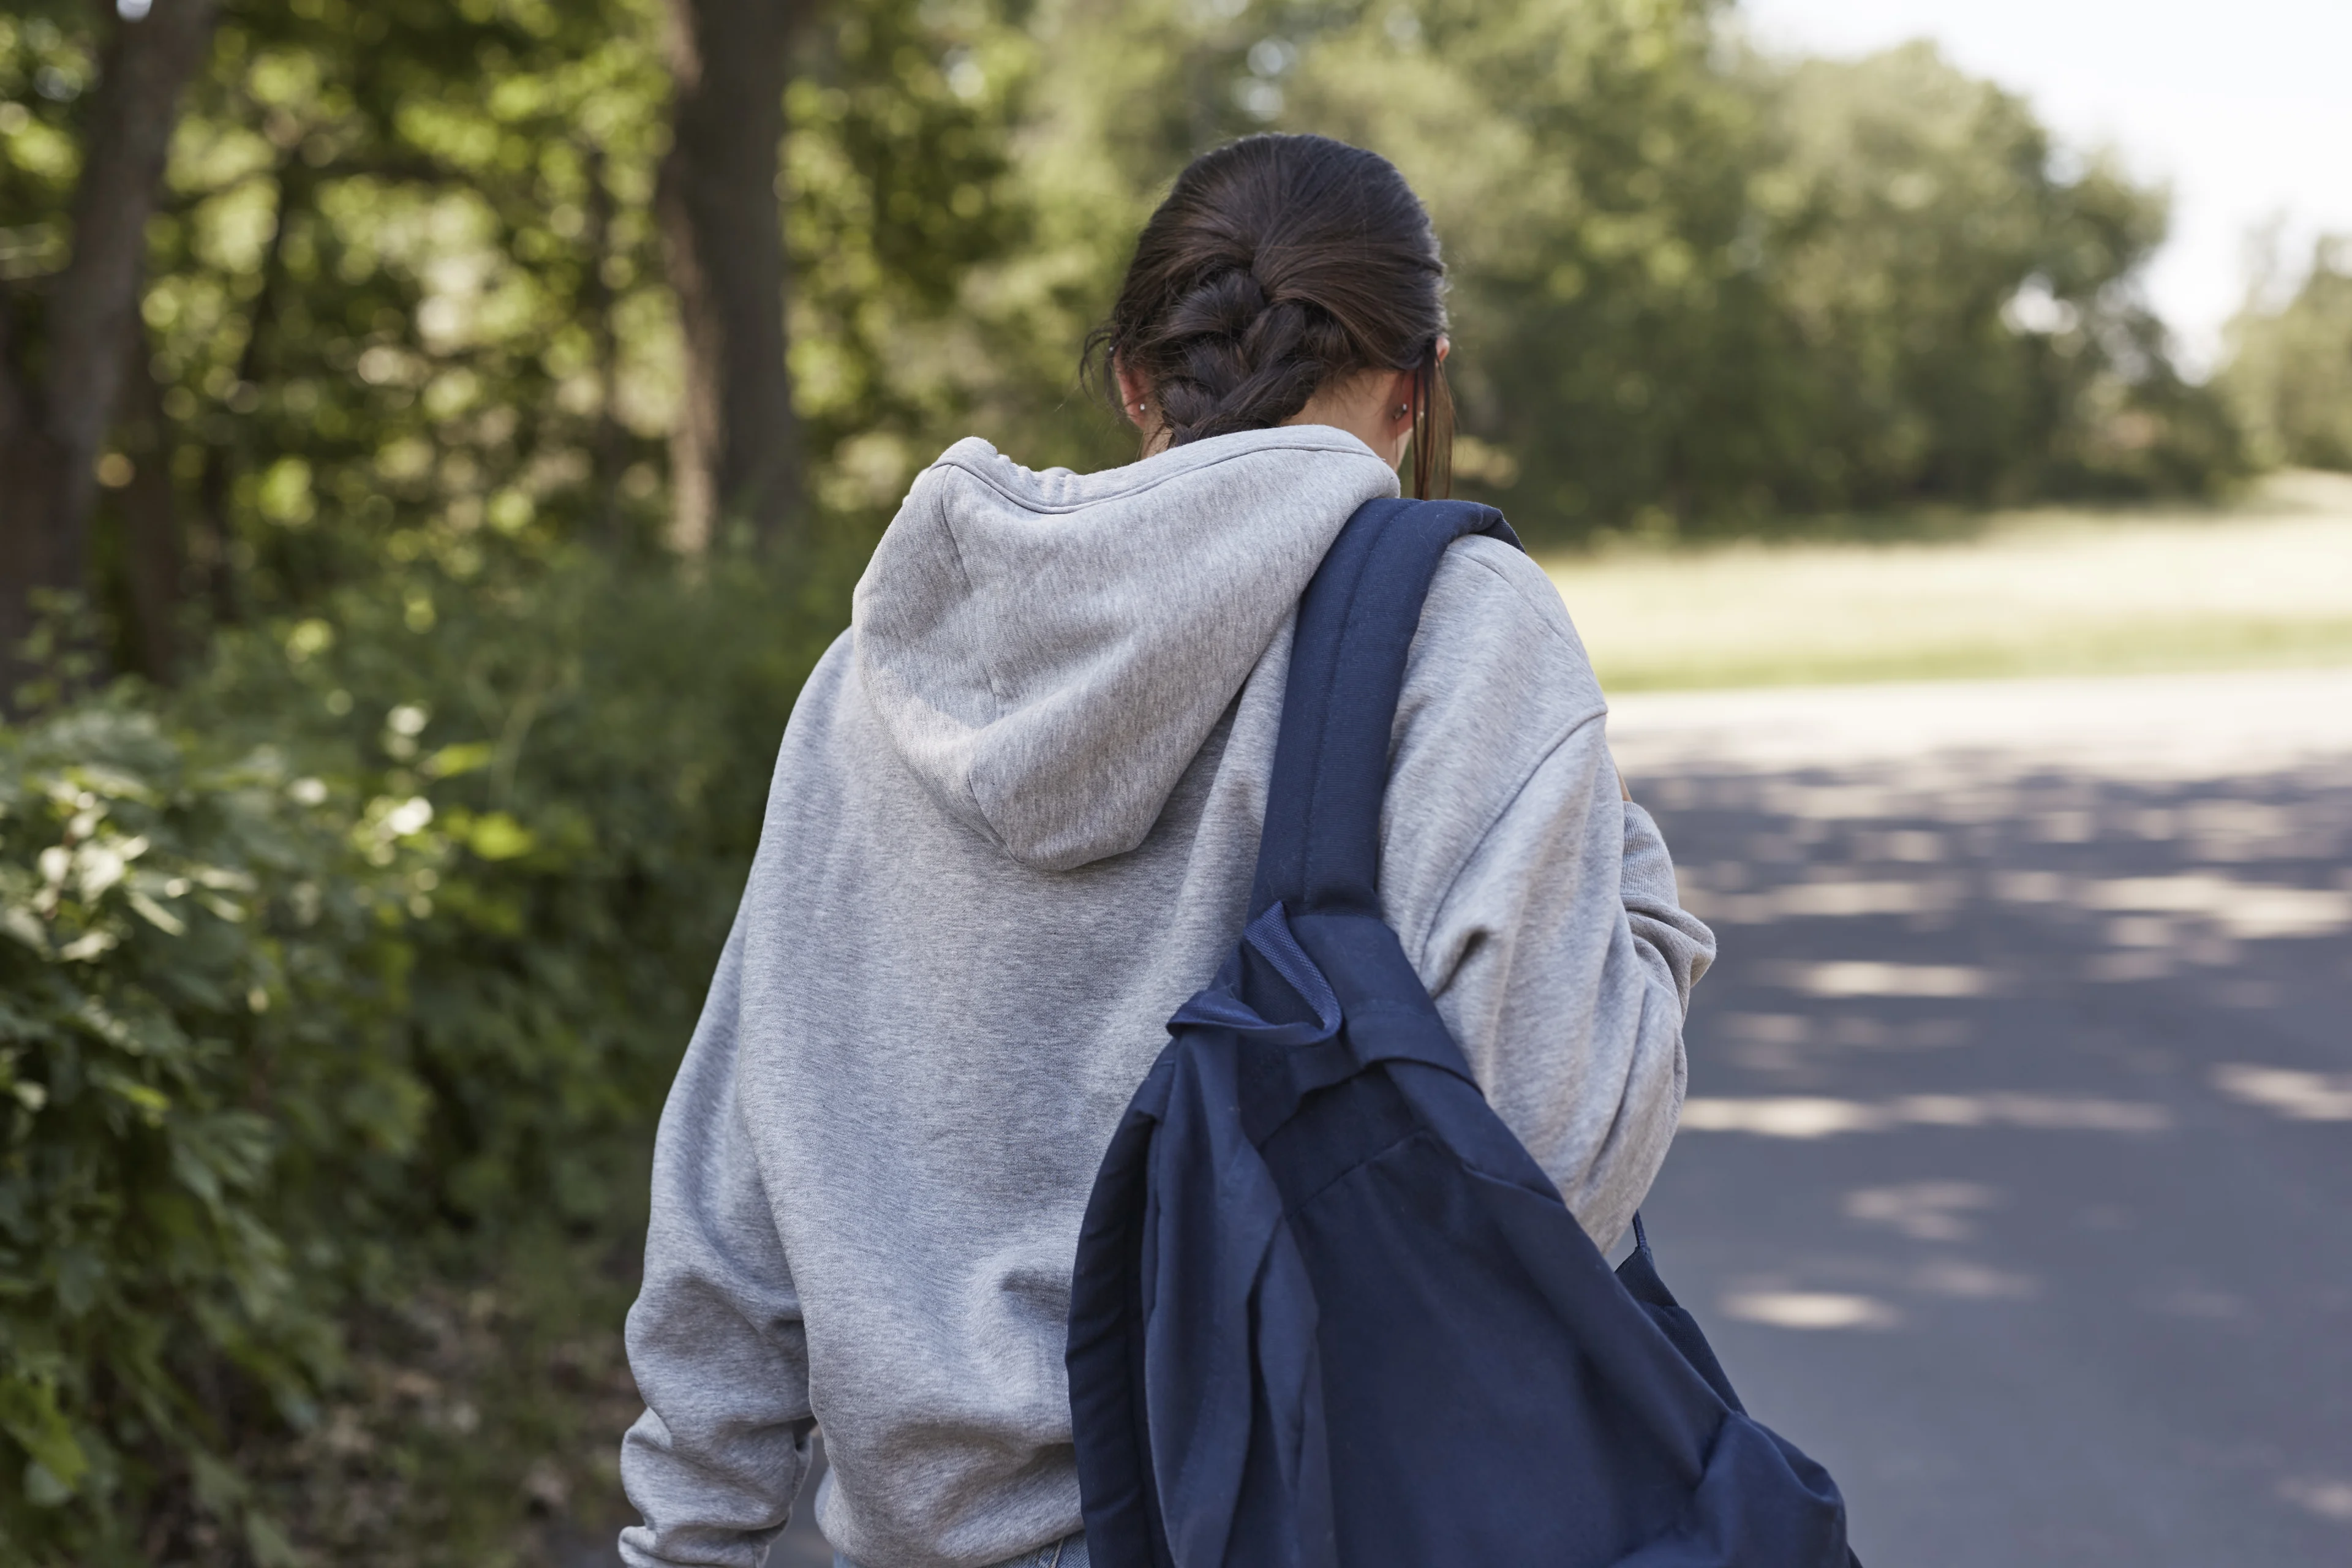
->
[1390,336,1450,439]
[1382,366,1419,442]
[1114,357,1152,431]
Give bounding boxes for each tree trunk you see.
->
[117,323,185,682]
[0,0,220,708]
[656,0,804,557]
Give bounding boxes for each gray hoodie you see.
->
[618,428,1716,1568]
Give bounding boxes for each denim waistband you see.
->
[835,1531,1087,1568]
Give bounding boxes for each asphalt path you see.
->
[751,666,2352,1568]
[1610,666,2352,1567]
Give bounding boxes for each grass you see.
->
[1544,470,2352,692]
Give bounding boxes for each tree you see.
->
[0,0,219,704]
[1751,42,2215,510]
[1283,16,2235,538]
[658,0,806,554]
[2224,236,2352,471]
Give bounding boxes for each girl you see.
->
[619,133,1713,1568]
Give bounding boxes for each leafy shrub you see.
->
[0,702,425,1563]
[187,554,831,1235]
[1,553,832,1561]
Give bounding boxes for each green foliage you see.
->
[786,0,1039,516]
[0,8,89,289]
[1286,0,1779,531]
[4,0,1030,650]
[1,0,967,1550]
[0,553,826,1559]
[886,2,2247,543]
[0,699,420,1562]
[143,0,680,604]
[184,553,829,1238]
[4,0,2255,585]
[1279,18,2242,537]
[1745,43,2241,513]
[2224,237,2352,471]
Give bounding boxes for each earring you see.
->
[1394,404,1411,419]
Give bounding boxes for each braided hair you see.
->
[1085,134,1454,499]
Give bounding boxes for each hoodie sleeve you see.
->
[1379,537,1716,1254]
[619,911,817,1568]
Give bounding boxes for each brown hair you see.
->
[1085,134,1454,499]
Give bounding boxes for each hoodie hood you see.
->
[851,428,1400,871]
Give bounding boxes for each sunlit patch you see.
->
[1909,1261,2037,1300]
[1893,1093,2171,1131]
[2084,875,2352,939]
[1757,783,1912,821]
[1844,1181,1999,1241]
[2279,1478,2352,1524]
[1722,1012,1811,1044]
[1875,830,1947,862]
[2104,915,2176,948]
[1681,1098,1885,1139]
[1682,1093,2171,1139]
[2213,1064,2352,1122]
[1692,880,1958,924]
[1781,962,1992,998]
[2034,810,2097,843]
[1713,1013,1972,1068]
[1987,870,2352,943]
[1720,1291,1901,1332]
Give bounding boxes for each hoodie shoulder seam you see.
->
[1450,538,1589,670]
[926,437,1384,516]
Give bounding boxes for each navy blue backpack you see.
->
[1065,497,1858,1568]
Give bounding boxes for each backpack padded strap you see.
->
[1248,497,1518,919]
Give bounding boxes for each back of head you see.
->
[1089,134,1454,499]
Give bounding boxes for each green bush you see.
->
[188,553,831,1239]
[1,554,832,1562]
[0,700,423,1562]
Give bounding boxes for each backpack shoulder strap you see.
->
[1248,496,1518,919]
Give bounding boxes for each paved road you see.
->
[759,666,2352,1567]
[1610,666,2352,1566]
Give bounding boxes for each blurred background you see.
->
[0,0,2346,1562]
